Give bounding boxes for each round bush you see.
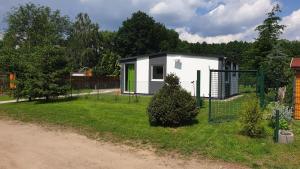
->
[147,74,198,126]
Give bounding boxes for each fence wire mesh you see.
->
[209,70,262,122]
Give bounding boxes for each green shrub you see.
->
[147,74,198,126]
[269,102,292,130]
[265,89,277,104]
[240,98,265,138]
[279,119,289,130]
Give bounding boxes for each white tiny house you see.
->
[119,52,238,98]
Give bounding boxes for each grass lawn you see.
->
[0,95,14,101]
[0,94,299,168]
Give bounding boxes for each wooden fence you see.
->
[70,76,120,90]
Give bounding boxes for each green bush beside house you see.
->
[147,74,198,126]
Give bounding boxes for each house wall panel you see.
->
[166,54,219,97]
[136,57,149,94]
[149,55,167,94]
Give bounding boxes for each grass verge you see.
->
[0,95,14,101]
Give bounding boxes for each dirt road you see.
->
[0,120,247,169]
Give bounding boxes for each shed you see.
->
[290,57,300,120]
[119,52,238,98]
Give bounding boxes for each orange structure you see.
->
[290,57,300,120]
[84,69,93,77]
[9,73,16,89]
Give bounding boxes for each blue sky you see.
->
[280,0,300,16]
[0,0,299,43]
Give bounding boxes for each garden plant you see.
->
[240,98,266,138]
[147,74,198,126]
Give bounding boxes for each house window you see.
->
[151,65,164,81]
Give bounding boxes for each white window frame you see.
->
[151,65,164,81]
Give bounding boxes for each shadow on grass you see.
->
[149,119,199,128]
[209,114,238,124]
[34,97,79,104]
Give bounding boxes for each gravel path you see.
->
[0,120,247,169]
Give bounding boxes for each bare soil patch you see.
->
[0,120,247,169]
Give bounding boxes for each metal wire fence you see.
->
[208,70,264,122]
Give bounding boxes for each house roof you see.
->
[290,57,300,69]
[119,52,225,63]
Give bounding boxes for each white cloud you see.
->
[148,0,275,38]
[176,27,257,43]
[176,3,300,44]
[189,0,274,36]
[281,9,300,41]
[149,0,204,23]
[206,0,272,25]
[79,0,89,3]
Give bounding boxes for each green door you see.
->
[126,64,135,92]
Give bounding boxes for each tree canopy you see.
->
[0,3,70,100]
[247,4,290,88]
[3,3,70,49]
[67,13,102,69]
[115,11,179,57]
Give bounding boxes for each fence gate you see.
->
[208,70,264,122]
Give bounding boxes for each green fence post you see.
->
[259,70,265,108]
[196,70,201,107]
[274,110,280,143]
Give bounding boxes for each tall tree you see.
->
[252,4,286,68]
[32,46,69,100]
[67,13,102,69]
[242,4,288,89]
[1,3,70,100]
[261,42,291,88]
[0,40,3,50]
[94,31,120,76]
[115,11,179,57]
[95,50,120,76]
[3,3,70,49]
[101,31,117,51]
